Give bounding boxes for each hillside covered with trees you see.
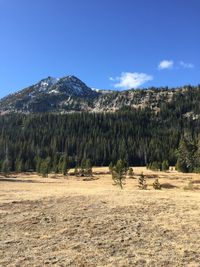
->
[1,86,200,174]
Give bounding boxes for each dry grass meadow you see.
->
[0,167,200,267]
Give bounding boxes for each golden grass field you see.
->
[0,167,200,266]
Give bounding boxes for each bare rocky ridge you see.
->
[0,75,193,113]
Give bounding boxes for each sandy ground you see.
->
[0,167,200,267]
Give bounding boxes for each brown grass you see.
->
[0,167,200,266]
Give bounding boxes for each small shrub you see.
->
[153,178,162,190]
[128,167,134,178]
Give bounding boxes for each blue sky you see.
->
[0,0,199,97]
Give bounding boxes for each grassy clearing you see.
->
[0,167,200,266]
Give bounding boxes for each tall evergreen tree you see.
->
[176,135,196,173]
[62,155,69,176]
[112,159,127,189]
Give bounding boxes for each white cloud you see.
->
[158,60,174,70]
[110,72,153,90]
[180,61,194,69]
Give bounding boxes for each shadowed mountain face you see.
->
[0,75,199,114]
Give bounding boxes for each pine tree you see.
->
[176,135,195,173]
[138,172,147,190]
[85,159,92,177]
[128,167,134,178]
[112,159,127,189]
[194,135,200,172]
[74,166,79,177]
[162,160,169,171]
[53,153,59,174]
[58,157,63,173]
[109,162,113,173]
[79,158,92,177]
[36,157,42,174]
[80,158,86,176]
[2,159,10,177]
[39,157,51,177]
[15,158,23,173]
[62,155,69,176]
[149,161,161,171]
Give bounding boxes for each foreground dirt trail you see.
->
[0,169,200,266]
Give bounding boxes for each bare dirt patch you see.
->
[0,167,200,266]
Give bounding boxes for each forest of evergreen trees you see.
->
[1,86,200,174]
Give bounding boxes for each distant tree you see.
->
[78,158,93,177]
[58,157,63,173]
[62,155,70,176]
[36,157,42,173]
[128,167,134,178]
[40,157,51,177]
[138,172,147,190]
[175,159,187,173]
[109,162,113,173]
[15,158,23,173]
[80,158,86,176]
[2,159,10,177]
[74,166,79,177]
[112,159,127,189]
[52,154,59,174]
[162,160,169,171]
[153,178,162,190]
[192,135,200,173]
[85,159,93,177]
[150,161,161,171]
[176,134,196,173]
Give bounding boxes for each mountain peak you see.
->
[36,76,59,91]
[0,74,100,113]
[63,75,81,81]
[56,75,90,94]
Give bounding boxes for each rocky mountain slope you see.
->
[0,75,198,113]
[0,76,99,113]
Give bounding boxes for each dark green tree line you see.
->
[1,86,200,174]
